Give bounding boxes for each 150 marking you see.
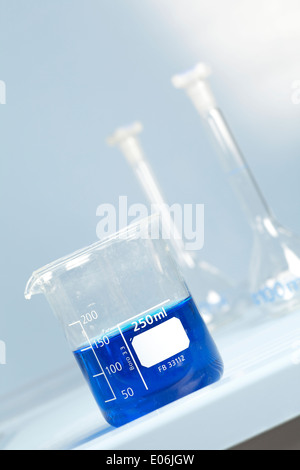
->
[95,335,110,348]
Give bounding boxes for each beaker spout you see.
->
[24,270,52,299]
[24,275,40,299]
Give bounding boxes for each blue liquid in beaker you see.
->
[74,296,223,427]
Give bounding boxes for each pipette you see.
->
[108,122,238,329]
[172,63,300,317]
[108,123,195,270]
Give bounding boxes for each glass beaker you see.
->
[25,215,223,427]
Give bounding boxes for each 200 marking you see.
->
[81,310,98,325]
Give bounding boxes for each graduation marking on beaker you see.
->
[68,320,116,403]
[116,299,170,391]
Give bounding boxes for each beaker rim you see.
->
[25,213,160,299]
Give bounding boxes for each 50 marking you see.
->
[121,387,134,399]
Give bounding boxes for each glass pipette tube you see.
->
[172,64,300,317]
[108,122,238,329]
[108,123,195,270]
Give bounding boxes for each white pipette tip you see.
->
[171,63,216,116]
[171,63,212,89]
[107,122,143,147]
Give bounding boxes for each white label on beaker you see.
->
[132,318,190,368]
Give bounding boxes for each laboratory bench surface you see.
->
[1,308,300,450]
